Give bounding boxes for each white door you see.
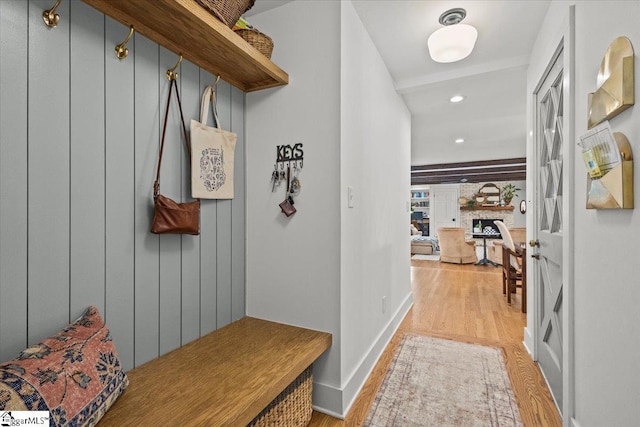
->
[532,48,564,413]
[431,185,459,237]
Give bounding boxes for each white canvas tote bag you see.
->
[190,85,237,199]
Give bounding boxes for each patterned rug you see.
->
[364,335,522,427]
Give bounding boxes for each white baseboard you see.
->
[341,293,413,414]
[311,381,343,418]
[311,292,413,418]
[523,326,534,357]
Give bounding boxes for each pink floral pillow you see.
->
[0,306,129,426]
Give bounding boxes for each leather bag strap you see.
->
[154,78,191,198]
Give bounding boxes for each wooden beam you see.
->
[411,157,526,172]
[412,172,526,185]
[411,164,526,178]
[410,157,526,185]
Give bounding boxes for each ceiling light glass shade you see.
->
[450,95,465,103]
[428,24,478,63]
[455,138,464,144]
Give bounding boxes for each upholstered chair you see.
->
[437,227,478,264]
[488,227,526,264]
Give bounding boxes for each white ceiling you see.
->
[247,0,551,166]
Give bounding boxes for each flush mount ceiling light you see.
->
[428,8,478,63]
[455,138,465,144]
[450,94,465,103]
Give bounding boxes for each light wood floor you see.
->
[309,259,562,427]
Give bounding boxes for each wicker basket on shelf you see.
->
[235,27,274,59]
[195,0,256,28]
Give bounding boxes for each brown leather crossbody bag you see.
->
[150,78,200,235]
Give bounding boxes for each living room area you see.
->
[410,158,527,264]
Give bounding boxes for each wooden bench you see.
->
[98,317,332,426]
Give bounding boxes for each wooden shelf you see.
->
[82,0,288,92]
[460,206,515,211]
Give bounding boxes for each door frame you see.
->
[527,5,575,424]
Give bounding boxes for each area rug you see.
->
[364,335,522,427]
[411,247,486,263]
[411,253,440,261]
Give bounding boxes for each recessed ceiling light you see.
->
[450,95,465,103]
[455,138,464,144]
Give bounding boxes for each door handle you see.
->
[452,218,456,222]
[531,254,540,260]
[529,239,539,247]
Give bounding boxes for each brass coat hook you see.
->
[43,0,62,28]
[166,54,183,81]
[115,25,135,60]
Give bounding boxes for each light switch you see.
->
[348,186,354,208]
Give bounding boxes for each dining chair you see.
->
[494,220,526,312]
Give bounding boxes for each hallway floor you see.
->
[309,259,561,426]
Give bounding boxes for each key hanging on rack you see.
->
[290,163,301,195]
[271,165,280,192]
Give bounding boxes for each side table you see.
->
[473,232,499,266]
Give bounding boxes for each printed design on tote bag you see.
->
[200,146,226,192]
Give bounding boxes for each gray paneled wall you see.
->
[0,0,246,370]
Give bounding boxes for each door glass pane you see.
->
[538,70,563,234]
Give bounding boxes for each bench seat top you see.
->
[98,316,332,426]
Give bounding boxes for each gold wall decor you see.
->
[587,36,634,129]
[586,132,633,209]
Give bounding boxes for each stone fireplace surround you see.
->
[459,182,516,240]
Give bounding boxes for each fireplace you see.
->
[472,218,502,238]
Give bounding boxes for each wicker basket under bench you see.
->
[97,317,332,426]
